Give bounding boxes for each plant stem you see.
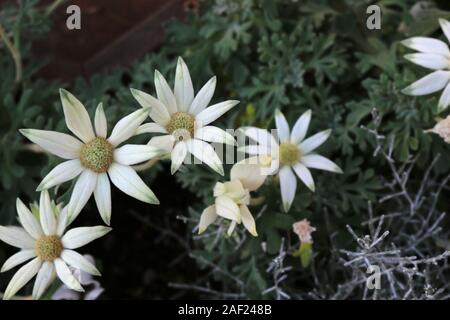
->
[0,22,22,84]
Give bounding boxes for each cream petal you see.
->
[0,226,35,249]
[290,109,311,144]
[404,53,450,70]
[402,37,450,56]
[439,18,450,44]
[1,249,36,273]
[438,82,450,112]
[174,57,194,112]
[238,144,273,156]
[147,134,175,153]
[279,166,297,212]
[37,159,83,191]
[195,100,239,126]
[155,70,177,114]
[67,170,98,224]
[39,190,57,236]
[170,141,187,174]
[19,129,82,159]
[62,226,112,249]
[299,129,331,154]
[240,127,278,147]
[16,198,43,239]
[61,249,101,276]
[93,173,112,226]
[186,139,224,175]
[194,126,235,145]
[130,88,170,126]
[292,162,315,192]
[215,195,240,221]
[198,205,218,234]
[189,76,216,115]
[54,258,84,292]
[114,144,164,166]
[94,103,107,138]
[135,122,167,135]
[107,108,150,147]
[227,220,237,237]
[240,205,257,237]
[275,109,290,143]
[59,89,95,143]
[301,154,343,173]
[402,70,450,96]
[3,258,42,300]
[108,163,159,204]
[230,162,267,192]
[32,261,55,300]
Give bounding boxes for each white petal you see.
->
[62,226,112,249]
[240,205,257,236]
[299,129,331,154]
[240,127,278,147]
[32,261,55,300]
[56,206,69,236]
[1,250,36,273]
[93,173,111,226]
[37,159,83,191]
[94,103,107,138]
[186,139,224,175]
[402,70,450,96]
[19,129,82,159]
[3,258,42,300]
[275,109,290,143]
[195,100,239,126]
[16,198,43,239]
[61,250,101,276]
[279,166,297,212]
[439,18,450,44]
[215,196,240,221]
[230,161,267,192]
[227,220,237,236]
[301,154,343,173]
[404,53,450,70]
[54,258,84,292]
[114,144,164,166]
[130,88,170,126]
[438,82,450,112]
[194,126,235,145]
[198,205,218,234]
[147,134,175,153]
[189,76,216,115]
[59,89,95,143]
[174,57,194,112]
[402,37,450,56]
[170,141,187,174]
[108,163,159,204]
[155,70,177,114]
[291,109,311,144]
[107,108,150,147]
[135,122,167,135]
[39,190,57,236]
[0,226,35,249]
[67,170,97,224]
[292,162,315,192]
[238,144,272,156]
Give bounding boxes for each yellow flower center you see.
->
[80,137,114,173]
[166,112,195,141]
[35,235,63,261]
[279,143,300,166]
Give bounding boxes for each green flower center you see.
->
[166,112,195,141]
[279,143,300,166]
[35,235,63,261]
[80,137,114,173]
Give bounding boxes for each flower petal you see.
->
[107,108,150,147]
[301,154,343,173]
[59,89,95,143]
[54,258,84,292]
[93,173,111,226]
[186,139,224,175]
[438,82,450,112]
[67,170,97,224]
[174,57,194,112]
[275,109,290,143]
[170,141,187,174]
[238,144,273,156]
[16,198,43,239]
[0,226,35,249]
[402,70,450,96]
[291,109,311,144]
[215,195,240,221]
[189,76,216,115]
[114,144,164,166]
[39,190,57,236]
[108,163,159,204]
[227,220,237,236]
[155,70,177,114]
[3,258,42,300]
[402,37,450,56]
[56,206,69,236]
[61,249,101,276]
[404,53,450,70]
[135,122,167,135]
[147,134,175,153]
[279,166,297,212]
[32,261,55,300]
[94,103,107,138]
[195,126,235,145]
[62,226,112,249]
[240,126,278,147]
[19,129,82,159]
[130,88,170,126]
[292,162,315,192]
[195,100,239,126]
[198,205,218,234]
[230,161,267,192]
[37,159,83,191]
[299,129,331,154]
[240,205,257,236]
[439,18,450,44]
[1,250,36,273]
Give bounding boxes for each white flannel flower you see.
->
[0,191,111,300]
[20,89,163,225]
[131,57,239,176]
[198,160,267,237]
[402,18,450,111]
[239,109,342,212]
